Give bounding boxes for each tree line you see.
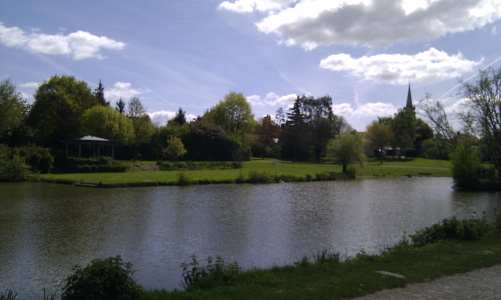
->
[1,69,500,190]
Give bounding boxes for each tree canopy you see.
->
[0,79,29,144]
[81,105,135,145]
[27,75,99,146]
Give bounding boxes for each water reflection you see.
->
[0,178,499,298]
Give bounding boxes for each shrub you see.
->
[181,256,241,291]
[410,217,493,247]
[13,145,53,173]
[176,171,194,186]
[248,170,274,183]
[61,256,142,300]
[451,139,482,190]
[0,149,30,182]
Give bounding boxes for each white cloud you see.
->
[333,101,396,118]
[19,82,40,89]
[221,0,501,49]
[0,23,125,60]
[319,48,481,85]
[149,110,197,127]
[219,0,296,13]
[104,82,142,104]
[247,92,297,107]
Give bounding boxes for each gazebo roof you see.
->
[61,135,119,145]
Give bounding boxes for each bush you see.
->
[176,171,194,186]
[181,256,241,291]
[61,256,142,300]
[0,148,30,182]
[13,145,53,173]
[451,139,482,190]
[247,170,274,183]
[410,217,493,247]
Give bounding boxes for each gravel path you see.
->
[353,265,501,300]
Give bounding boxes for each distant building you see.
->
[405,83,415,111]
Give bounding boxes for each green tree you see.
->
[127,97,154,159]
[391,108,417,157]
[27,75,98,146]
[280,95,345,162]
[203,91,256,137]
[81,105,135,145]
[169,107,187,126]
[451,138,482,190]
[0,79,30,145]
[461,67,501,178]
[183,121,240,161]
[327,133,366,174]
[93,79,109,106]
[364,120,393,164]
[115,98,126,114]
[163,136,187,161]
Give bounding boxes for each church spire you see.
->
[406,83,414,110]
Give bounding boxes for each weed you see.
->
[0,289,17,300]
[181,256,242,291]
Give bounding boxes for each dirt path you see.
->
[353,265,501,299]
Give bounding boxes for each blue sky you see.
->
[1,0,500,130]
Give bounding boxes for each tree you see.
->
[0,79,30,145]
[169,107,187,126]
[391,108,417,157]
[364,120,393,164]
[327,133,366,174]
[93,80,109,106]
[280,95,345,162]
[203,91,255,137]
[81,106,135,145]
[461,67,501,177]
[163,136,187,161]
[183,121,240,161]
[115,98,126,114]
[254,115,282,159]
[420,95,457,147]
[127,97,147,118]
[450,138,481,190]
[26,75,98,147]
[126,97,154,159]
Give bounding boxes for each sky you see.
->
[1,0,500,131]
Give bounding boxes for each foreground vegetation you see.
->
[36,157,453,187]
[2,216,500,300]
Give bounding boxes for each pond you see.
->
[1,178,500,298]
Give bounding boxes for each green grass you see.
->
[139,232,501,300]
[38,158,452,186]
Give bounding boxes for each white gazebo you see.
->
[61,136,119,159]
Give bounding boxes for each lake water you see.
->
[1,178,500,298]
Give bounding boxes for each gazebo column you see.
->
[78,144,82,158]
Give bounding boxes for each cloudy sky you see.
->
[1,0,500,130]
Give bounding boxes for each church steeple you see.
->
[406,83,414,110]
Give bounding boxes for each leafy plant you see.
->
[61,255,142,300]
[0,289,17,300]
[410,216,493,247]
[181,256,242,291]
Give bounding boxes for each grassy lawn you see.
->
[38,157,452,186]
[140,232,501,300]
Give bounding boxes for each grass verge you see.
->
[140,232,501,300]
[38,158,452,187]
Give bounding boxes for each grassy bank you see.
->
[141,232,501,300]
[38,158,452,187]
